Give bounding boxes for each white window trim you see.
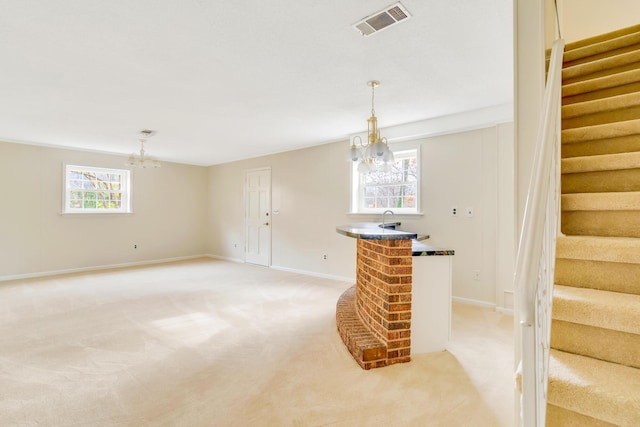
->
[62,164,132,214]
[350,145,421,215]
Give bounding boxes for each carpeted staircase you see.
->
[547,24,640,426]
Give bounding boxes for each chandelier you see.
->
[126,129,161,169]
[348,80,394,174]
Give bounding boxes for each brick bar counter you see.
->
[336,223,417,370]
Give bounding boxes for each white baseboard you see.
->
[0,255,207,282]
[270,265,354,283]
[452,296,514,315]
[206,254,244,263]
[204,255,354,283]
[495,306,514,316]
[452,296,497,309]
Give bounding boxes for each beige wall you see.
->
[0,141,208,278]
[207,124,515,307]
[559,0,640,43]
[1,122,514,309]
[207,140,355,280]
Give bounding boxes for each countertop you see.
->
[336,223,417,240]
[336,223,454,256]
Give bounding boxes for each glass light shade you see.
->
[367,143,377,159]
[382,148,395,164]
[372,140,387,157]
[348,145,361,162]
[357,161,370,174]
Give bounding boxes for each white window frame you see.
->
[63,164,132,214]
[351,146,421,214]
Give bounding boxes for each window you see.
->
[351,148,420,214]
[64,165,131,213]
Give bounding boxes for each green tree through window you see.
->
[64,165,131,213]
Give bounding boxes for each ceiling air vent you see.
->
[353,2,411,37]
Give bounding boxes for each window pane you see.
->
[64,165,130,213]
[354,148,419,213]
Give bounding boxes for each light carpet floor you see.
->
[0,258,514,426]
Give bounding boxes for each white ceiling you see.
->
[0,0,513,166]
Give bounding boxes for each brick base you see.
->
[336,238,413,370]
[336,285,387,369]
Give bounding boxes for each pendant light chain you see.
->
[371,82,376,117]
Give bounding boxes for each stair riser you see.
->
[551,319,640,369]
[561,119,640,144]
[564,42,640,67]
[562,105,640,130]
[564,61,640,85]
[562,169,640,193]
[546,404,618,427]
[564,81,640,105]
[555,258,640,294]
[562,135,640,158]
[561,210,640,238]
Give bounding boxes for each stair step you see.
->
[561,192,640,237]
[551,319,640,369]
[561,151,640,193]
[563,68,640,104]
[562,134,640,159]
[562,118,640,144]
[553,285,640,335]
[562,92,640,130]
[556,235,640,264]
[564,31,640,65]
[565,24,640,55]
[548,349,640,426]
[555,257,640,295]
[563,151,640,174]
[563,50,640,84]
[562,191,640,211]
[547,404,617,427]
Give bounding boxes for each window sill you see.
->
[60,211,134,216]
[347,212,424,219]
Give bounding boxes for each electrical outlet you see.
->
[323,254,328,260]
[466,207,474,218]
[473,270,480,281]
[451,206,458,217]
[134,244,138,249]
[234,243,237,248]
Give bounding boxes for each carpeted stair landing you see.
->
[548,24,640,426]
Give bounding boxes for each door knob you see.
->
[263,222,269,226]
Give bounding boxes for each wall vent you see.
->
[353,2,411,37]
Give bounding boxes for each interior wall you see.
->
[207,124,514,307]
[0,141,208,278]
[558,0,640,43]
[207,140,356,281]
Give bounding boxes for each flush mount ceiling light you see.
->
[353,2,411,37]
[126,129,161,169]
[348,80,394,174]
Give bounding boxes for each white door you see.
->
[244,168,271,266]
